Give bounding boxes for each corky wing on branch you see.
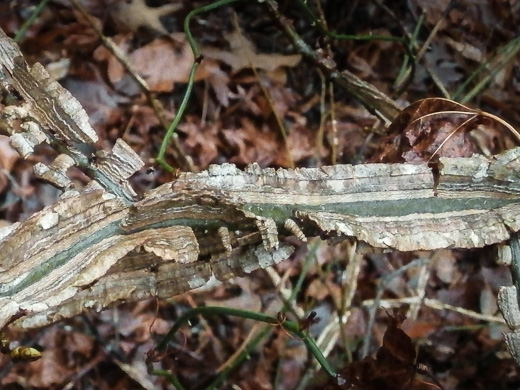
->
[0,27,293,330]
[171,153,520,251]
[0,182,295,329]
[2,151,520,330]
[0,28,143,201]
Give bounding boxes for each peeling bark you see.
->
[2,27,520,367]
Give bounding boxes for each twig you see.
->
[264,0,401,124]
[328,81,338,164]
[362,297,506,325]
[296,0,413,46]
[315,70,327,164]
[156,0,244,172]
[311,0,338,164]
[69,0,195,172]
[296,0,416,99]
[396,0,457,97]
[230,5,294,168]
[416,2,454,98]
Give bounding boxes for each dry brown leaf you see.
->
[97,19,298,103]
[282,128,312,163]
[194,59,232,106]
[129,37,194,92]
[306,278,333,301]
[422,40,464,88]
[62,77,126,131]
[97,35,232,101]
[222,118,280,166]
[179,119,221,168]
[377,97,520,163]
[93,35,130,86]
[201,28,301,74]
[326,308,441,390]
[108,0,183,35]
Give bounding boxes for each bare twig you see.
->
[264,0,401,124]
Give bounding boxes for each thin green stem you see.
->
[156,0,245,172]
[156,306,278,352]
[14,0,51,42]
[394,13,424,92]
[151,306,337,388]
[156,60,200,172]
[151,369,188,390]
[296,0,406,43]
[206,325,273,390]
[290,240,320,303]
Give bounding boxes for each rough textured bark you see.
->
[1,153,520,331]
[2,27,520,366]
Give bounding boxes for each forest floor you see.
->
[1,0,520,389]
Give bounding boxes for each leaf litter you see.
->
[1,0,520,389]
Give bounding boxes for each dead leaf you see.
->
[193,59,232,106]
[421,40,464,88]
[98,16,298,103]
[325,307,441,390]
[222,118,280,167]
[201,27,301,74]
[108,0,183,35]
[178,118,221,168]
[93,35,130,86]
[129,37,194,92]
[96,35,232,102]
[377,98,520,163]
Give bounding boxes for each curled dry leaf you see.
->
[325,307,441,390]
[377,97,520,163]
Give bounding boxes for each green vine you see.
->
[14,0,51,42]
[156,0,245,172]
[148,306,337,389]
